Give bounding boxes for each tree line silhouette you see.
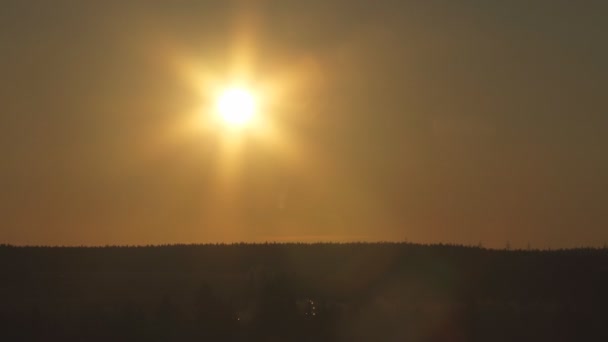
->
[1,243,607,341]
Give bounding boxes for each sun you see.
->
[216,87,257,126]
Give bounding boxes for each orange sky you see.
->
[1,1,607,248]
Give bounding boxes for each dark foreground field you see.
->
[1,243,607,341]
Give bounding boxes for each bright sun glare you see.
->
[216,87,257,126]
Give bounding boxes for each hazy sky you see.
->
[1,1,607,247]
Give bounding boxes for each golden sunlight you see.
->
[216,87,257,126]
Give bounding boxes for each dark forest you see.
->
[1,243,607,341]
